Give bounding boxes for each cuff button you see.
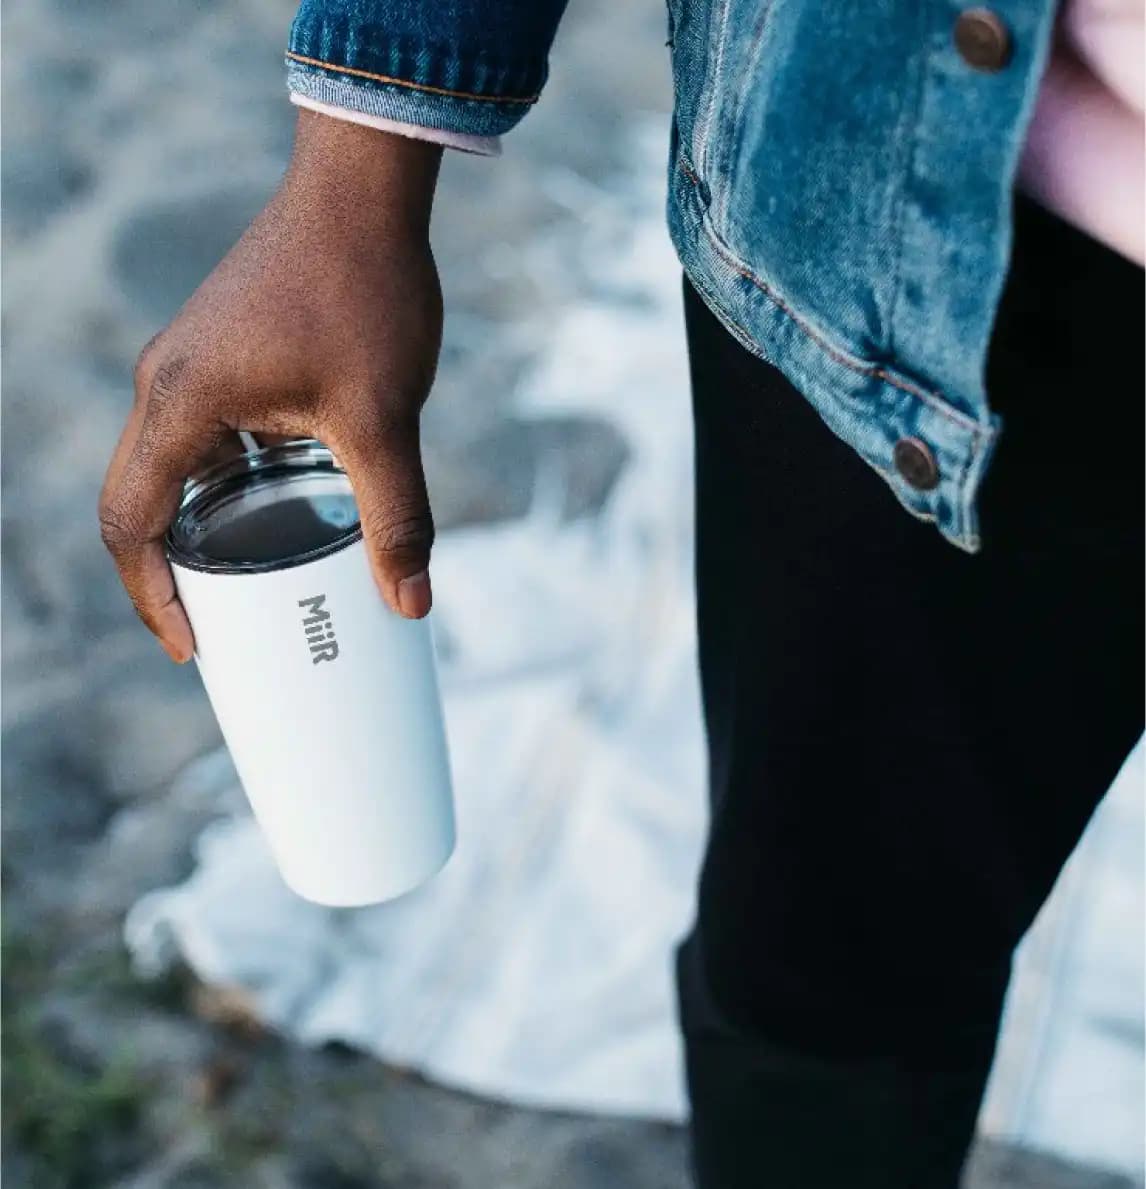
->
[893,437,940,491]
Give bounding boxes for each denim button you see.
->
[954,8,1012,72]
[893,438,940,490]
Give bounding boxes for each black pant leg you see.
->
[679,197,1144,1189]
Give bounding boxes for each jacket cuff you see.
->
[286,60,535,137]
[290,93,502,157]
[286,1,558,138]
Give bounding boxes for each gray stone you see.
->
[112,188,270,323]
[1,142,93,238]
[1,710,115,857]
[425,414,629,530]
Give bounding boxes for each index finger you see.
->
[99,409,204,662]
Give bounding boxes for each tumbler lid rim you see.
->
[166,440,363,575]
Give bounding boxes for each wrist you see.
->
[284,108,442,240]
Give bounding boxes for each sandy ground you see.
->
[1,0,1140,1185]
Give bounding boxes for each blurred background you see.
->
[2,0,1142,1186]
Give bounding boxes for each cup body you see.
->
[168,443,455,907]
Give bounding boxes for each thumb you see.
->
[333,419,435,619]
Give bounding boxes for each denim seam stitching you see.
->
[954,418,989,549]
[952,428,976,545]
[285,52,538,104]
[694,0,733,177]
[684,267,944,537]
[684,163,988,438]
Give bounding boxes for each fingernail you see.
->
[162,638,191,664]
[397,570,432,619]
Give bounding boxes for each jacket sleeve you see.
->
[286,0,571,138]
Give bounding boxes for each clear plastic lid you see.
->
[166,441,361,573]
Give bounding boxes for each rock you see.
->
[112,187,270,323]
[1,711,115,867]
[78,749,240,915]
[1,142,94,239]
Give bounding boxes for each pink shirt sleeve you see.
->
[290,94,502,157]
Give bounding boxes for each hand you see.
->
[99,111,445,662]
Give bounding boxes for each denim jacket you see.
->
[288,0,1059,551]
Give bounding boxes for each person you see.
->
[98,1,1144,1184]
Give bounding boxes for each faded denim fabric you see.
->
[287,0,1060,550]
[287,1,567,136]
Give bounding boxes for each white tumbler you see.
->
[167,440,455,907]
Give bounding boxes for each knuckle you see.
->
[97,503,140,556]
[132,334,167,402]
[368,505,435,561]
[134,347,201,421]
[146,356,193,413]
